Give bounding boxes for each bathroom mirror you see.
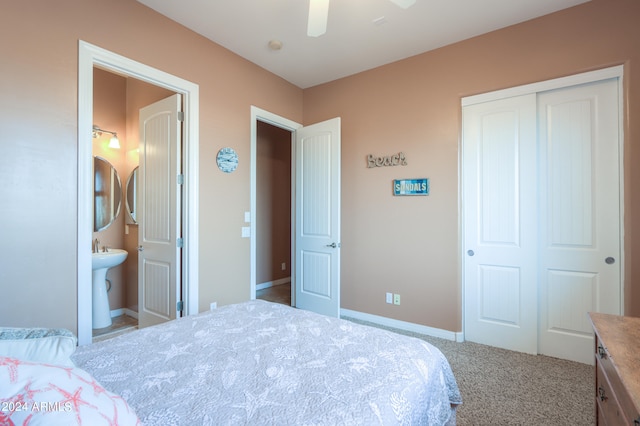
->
[94,156,122,232]
[125,166,138,224]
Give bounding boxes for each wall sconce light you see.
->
[92,125,121,149]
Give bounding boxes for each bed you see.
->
[71,300,462,425]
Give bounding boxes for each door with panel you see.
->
[138,94,183,329]
[537,79,621,364]
[294,117,341,318]
[462,94,539,354]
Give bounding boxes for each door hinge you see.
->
[177,111,184,122]
[176,300,183,312]
[177,174,184,185]
[177,238,184,248]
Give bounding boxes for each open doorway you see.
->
[249,107,302,306]
[250,107,342,318]
[255,121,293,306]
[78,41,200,345]
[92,68,176,340]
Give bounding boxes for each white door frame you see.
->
[461,64,625,339]
[78,41,200,345]
[249,107,302,303]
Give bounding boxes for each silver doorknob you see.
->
[467,250,475,256]
[137,246,144,252]
[605,257,615,264]
[326,242,337,248]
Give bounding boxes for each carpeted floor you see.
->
[345,317,595,426]
[256,282,292,305]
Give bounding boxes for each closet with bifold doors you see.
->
[462,66,623,364]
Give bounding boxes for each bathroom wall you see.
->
[93,68,127,312]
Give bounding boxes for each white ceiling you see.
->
[137,0,589,89]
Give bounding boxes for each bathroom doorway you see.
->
[78,41,200,346]
[91,68,176,340]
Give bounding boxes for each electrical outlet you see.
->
[281,262,286,271]
[386,292,393,304]
[393,294,401,305]
[210,302,217,310]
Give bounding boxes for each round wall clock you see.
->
[216,147,238,173]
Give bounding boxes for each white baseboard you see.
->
[110,308,139,320]
[340,308,464,342]
[256,277,291,291]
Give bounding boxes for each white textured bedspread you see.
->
[72,300,461,425]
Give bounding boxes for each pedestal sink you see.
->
[91,249,128,329]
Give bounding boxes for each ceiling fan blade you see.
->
[389,0,416,9]
[307,0,330,37]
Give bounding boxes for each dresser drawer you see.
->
[596,340,640,424]
[596,341,620,389]
[596,361,629,425]
[590,313,640,426]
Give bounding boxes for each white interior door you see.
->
[537,79,621,364]
[138,94,182,328]
[463,74,621,363]
[294,117,341,317]
[463,94,539,354]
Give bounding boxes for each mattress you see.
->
[72,300,461,425]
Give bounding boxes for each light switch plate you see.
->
[244,211,251,222]
[241,226,250,238]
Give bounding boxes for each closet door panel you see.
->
[538,78,621,364]
[462,94,538,354]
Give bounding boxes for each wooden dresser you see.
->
[589,313,640,425]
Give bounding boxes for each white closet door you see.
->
[462,94,539,354]
[537,79,621,364]
[463,75,622,364]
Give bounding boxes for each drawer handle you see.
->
[598,345,607,359]
[598,386,608,402]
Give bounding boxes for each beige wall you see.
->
[1,0,637,337]
[0,0,302,332]
[256,122,292,284]
[304,0,640,331]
